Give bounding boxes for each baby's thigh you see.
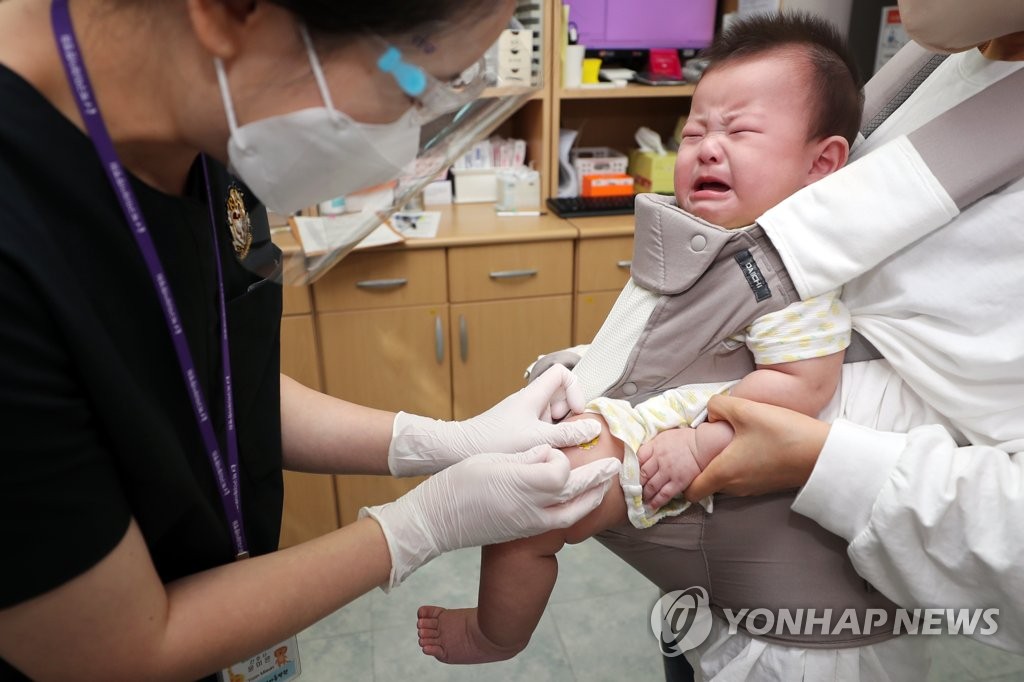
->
[558,413,628,543]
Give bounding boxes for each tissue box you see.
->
[497,168,541,211]
[629,149,677,194]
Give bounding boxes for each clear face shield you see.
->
[375,41,490,124]
[259,19,536,286]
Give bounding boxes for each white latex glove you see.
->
[387,365,602,477]
[361,444,620,588]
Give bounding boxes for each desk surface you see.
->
[272,203,637,285]
[400,203,576,248]
[568,213,635,239]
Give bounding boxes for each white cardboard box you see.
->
[497,29,533,86]
[452,168,498,204]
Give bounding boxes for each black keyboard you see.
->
[547,195,636,218]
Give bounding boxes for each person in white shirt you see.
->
[671,0,1024,678]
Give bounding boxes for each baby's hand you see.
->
[637,428,702,512]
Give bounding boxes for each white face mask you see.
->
[215,25,422,215]
[898,0,1024,54]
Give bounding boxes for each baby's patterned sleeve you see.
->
[744,289,851,366]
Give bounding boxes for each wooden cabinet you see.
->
[575,290,622,346]
[570,215,635,345]
[448,241,574,418]
[319,306,452,419]
[304,207,576,524]
[311,251,446,525]
[448,241,572,303]
[315,249,451,419]
[278,290,340,548]
[312,249,447,312]
[450,295,572,419]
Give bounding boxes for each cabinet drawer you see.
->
[313,249,447,312]
[576,236,634,292]
[448,241,574,303]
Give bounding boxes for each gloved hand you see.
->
[361,444,620,588]
[387,365,601,477]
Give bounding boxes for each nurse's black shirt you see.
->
[0,65,284,679]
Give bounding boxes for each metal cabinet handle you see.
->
[459,315,468,363]
[434,315,444,365]
[355,278,408,290]
[616,260,632,269]
[489,269,538,280]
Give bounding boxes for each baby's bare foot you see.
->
[417,605,526,664]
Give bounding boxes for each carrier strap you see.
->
[862,45,947,138]
[908,67,1024,207]
[860,41,1024,209]
[844,330,882,364]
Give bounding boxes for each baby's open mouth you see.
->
[697,181,731,192]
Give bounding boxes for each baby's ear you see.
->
[805,135,850,185]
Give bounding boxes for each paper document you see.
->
[390,211,441,239]
[289,213,404,256]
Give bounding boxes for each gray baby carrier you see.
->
[532,41,1024,647]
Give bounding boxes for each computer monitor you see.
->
[567,0,718,51]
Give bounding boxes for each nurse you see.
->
[0,0,618,680]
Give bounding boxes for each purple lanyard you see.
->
[51,0,248,560]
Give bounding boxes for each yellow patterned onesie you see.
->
[586,289,851,528]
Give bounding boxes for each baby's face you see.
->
[675,53,825,228]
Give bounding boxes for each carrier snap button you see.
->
[690,235,707,252]
[622,382,637,396]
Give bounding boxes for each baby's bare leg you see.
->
[417,413,628,664]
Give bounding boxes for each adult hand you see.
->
[684,395,830,501]
[362,444,619,588]
[387,365,601,476]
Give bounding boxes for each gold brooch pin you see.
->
[226,185,253,259]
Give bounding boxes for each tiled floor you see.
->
[297,538,1024,681]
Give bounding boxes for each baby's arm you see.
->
[730,351,845,417]
[640,351,845,510]
[642,289,850,509]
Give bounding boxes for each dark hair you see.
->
[701,12,863,146]
[268,0,496,39]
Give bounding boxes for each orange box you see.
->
[581,173,635,197]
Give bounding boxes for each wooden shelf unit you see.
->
[540,0,698,198]
[559,84,696,99]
